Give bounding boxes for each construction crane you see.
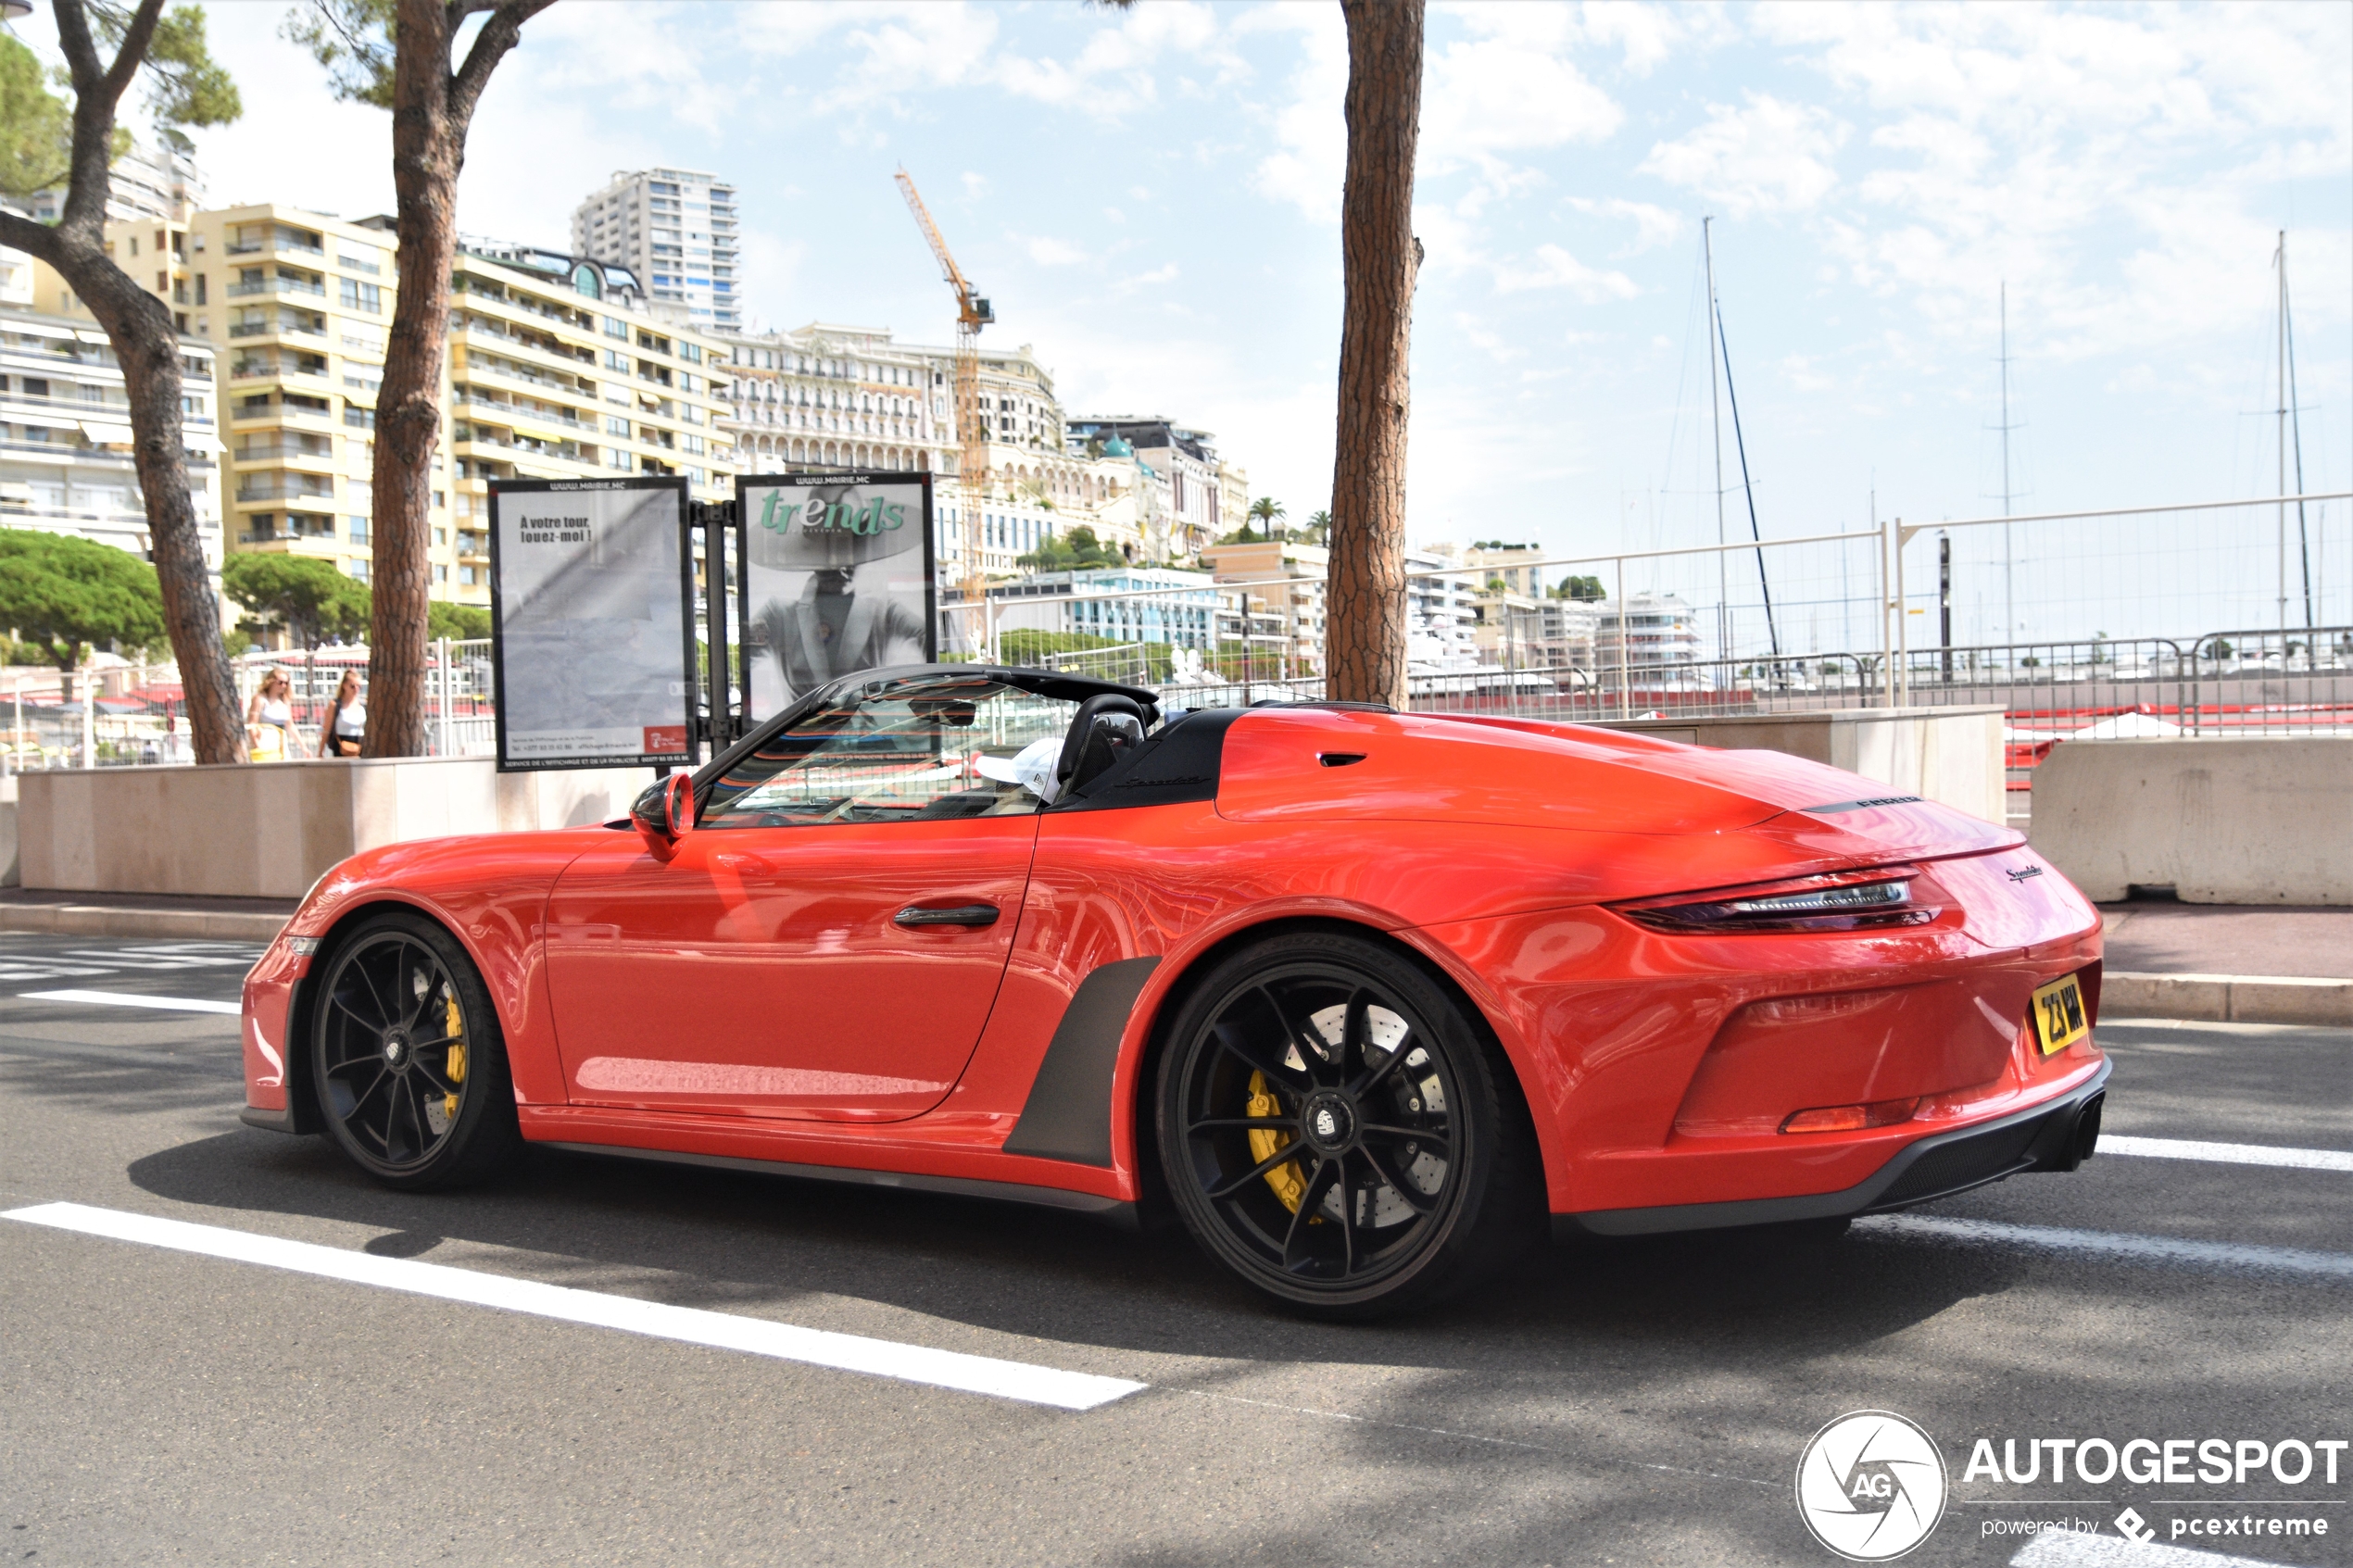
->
[894,167,994,611]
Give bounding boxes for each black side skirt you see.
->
[540,1142,1138,1230]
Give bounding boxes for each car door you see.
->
[544,672,1084,1122]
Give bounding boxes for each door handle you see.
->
[894,903,1000,928]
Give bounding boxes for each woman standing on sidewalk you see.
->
[245,670,304,762]
[322,671,366,759]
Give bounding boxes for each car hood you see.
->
[1214,707,2016,865]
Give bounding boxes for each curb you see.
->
[2104,971,2353,1028]
[0,905,288,943]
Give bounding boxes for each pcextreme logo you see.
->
[1796,1411,1949,1562]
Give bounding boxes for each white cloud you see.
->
[1640,93,1847,218]
[1737,3,2353,363]
[1243,3,1348,224]
[1422,37,1622,168]
[1019,234,1090,267]
[1566,196,1684,255]
[994,0,1242,116]
[1491,245,1640,302]
[1114,262,1181,296]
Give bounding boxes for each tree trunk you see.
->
[363,0,460,758]
[1325,0,1424,709]
[364,0,550,757]
[81,270,246,761]
[0,0,246,763]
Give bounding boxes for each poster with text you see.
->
[489,477,696,771]
[736,470,936,721]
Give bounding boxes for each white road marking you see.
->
[1859,1214,2353,1283]
[0,1201,1146,1411]
[18,989,241,1015]
[2101,1135,2353,1173]
[2013,1528,2300,1566]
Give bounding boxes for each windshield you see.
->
[698,673,1084,828]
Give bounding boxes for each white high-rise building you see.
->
[570,168,739,331]
[21,134,203,226]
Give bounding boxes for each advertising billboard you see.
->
[736,470,937,721]
[488,476,697,771]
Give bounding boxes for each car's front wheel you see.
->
[1155,931,1537,1318]
[311,910,522,1190]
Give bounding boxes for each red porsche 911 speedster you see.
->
[241,665,2108,1315]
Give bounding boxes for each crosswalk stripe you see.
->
[17,989,242,1015]
[2013,1524,2306,1566]
[1,1201,1147,1411]
[1860,1214,2353,1283]
[2100,1135,2352,1173]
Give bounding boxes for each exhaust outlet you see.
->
[2035,1091,2104,1173]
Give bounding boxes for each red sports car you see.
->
[240,665,2108,1315]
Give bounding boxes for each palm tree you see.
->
[1247,495,1288,545]
[1327,0,1425,707]
[1304,509,1332,545]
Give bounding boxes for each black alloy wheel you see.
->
[311,911,521,1190]
[1157,931,1536,1317]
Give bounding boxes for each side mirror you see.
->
[633,772,696,852]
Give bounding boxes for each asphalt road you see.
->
[0,931,2346,1568]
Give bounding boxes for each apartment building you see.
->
[1065,417,1227,560]
[1199,537,1327,675]
[33,204,419,589]
[718,324,1141,582]
[448,239,736,563]
[0,303,221,573]
[1403,545,1481,671]
[44,206,736,607]
[988,565,1222,654]
[26,135,202,226]
[571,169,740,332]
[1595,591,1705,673]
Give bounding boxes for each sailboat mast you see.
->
[2277,232,2288,633]
[2000,282,2014,645]
[1705,217,1728,664]
[2283,233,2313,629]
[1714,301,1780,659]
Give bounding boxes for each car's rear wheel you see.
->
[1155,931,1536,1318]
[311,911,521,1190]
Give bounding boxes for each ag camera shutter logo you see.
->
[1796,1411,1948,1561]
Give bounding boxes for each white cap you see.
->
[973,734,1063,803]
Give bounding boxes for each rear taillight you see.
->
[1613,867,1939,935]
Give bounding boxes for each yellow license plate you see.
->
[2031,972,2089,1055]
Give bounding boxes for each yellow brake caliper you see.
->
[1246,1070,1308,1213]
[443,994,465,1122]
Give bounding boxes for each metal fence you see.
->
[225,641,496,759]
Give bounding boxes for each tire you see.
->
[310,909,522,1190]
[1154,930,1539,1318]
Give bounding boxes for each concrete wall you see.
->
[1586,706,2007,824]
[2030,736,2353,905]
[18,758,650,899]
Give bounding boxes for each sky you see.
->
[26,1,2353,649]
